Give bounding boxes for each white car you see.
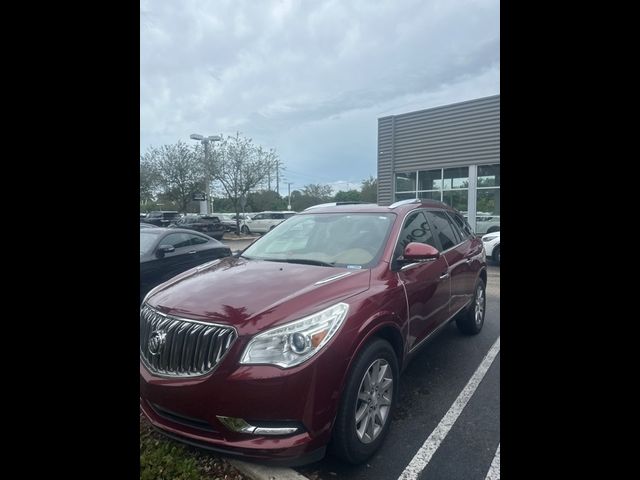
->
[248,211,297,234]
[482,231,500,265]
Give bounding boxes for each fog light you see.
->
[216,416,300,435]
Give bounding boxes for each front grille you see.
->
[140,304,237,377]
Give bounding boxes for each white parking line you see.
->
[398,336,500,480]
[485,443,500,479]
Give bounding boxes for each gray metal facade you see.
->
[377,95,500,206]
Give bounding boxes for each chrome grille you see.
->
[140,304,237,377]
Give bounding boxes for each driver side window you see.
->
[394,211,437,263]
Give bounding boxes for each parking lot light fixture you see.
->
[190,133,222,215]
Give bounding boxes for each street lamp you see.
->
[190,133,222,215]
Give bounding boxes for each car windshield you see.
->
[242,212,395,268]
[140,232,158,255]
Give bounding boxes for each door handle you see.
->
[188,250,197,254]
[439,272,450,280]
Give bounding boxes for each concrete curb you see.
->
[229,460,309,480]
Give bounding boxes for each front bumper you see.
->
[139,337,350,465]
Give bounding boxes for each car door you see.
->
[394,210,451,351]
[448,211,483,302]
[187,233,227,263]
[269,213,285,230]
[251,213,266,233]
[425,210,468,315]
[153,232,201,283]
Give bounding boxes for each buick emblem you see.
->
[148,330,167,356]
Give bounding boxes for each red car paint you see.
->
[140,201,486,465]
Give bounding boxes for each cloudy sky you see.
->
[140,0,499,193]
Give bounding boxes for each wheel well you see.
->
[373,325,404,366]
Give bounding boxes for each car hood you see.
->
[145,257,371,335]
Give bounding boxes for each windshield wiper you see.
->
[266,258,335,267]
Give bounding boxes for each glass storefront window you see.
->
[418,169,442,191]
[478,164,500,187]
[395,172,416,192]
[418,191,441,201]
[476,188,500,234]
[394,192,416,202]
[443,167,469,189]
[443,190,468,212]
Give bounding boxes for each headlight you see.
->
[482,235,498,242]
[240,302,349,368]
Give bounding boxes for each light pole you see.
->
[287,182,293,210]
[190,133,222,215]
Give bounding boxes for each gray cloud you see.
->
[141,0,499,192]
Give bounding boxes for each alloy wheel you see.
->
[354,359,393,444]
[475,283,485,325]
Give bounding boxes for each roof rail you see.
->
[304,202,338,211]
[303,201,377,212]
[389,198,421,208]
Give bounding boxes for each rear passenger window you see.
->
[394,211,438,261]
[451,212,474,238]
[189,235,209,245]
[426,211,460,250]
[163,233,192,249]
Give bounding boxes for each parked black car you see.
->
[169,214,225,240]
[140,228,232,302]
[145,211,181,227]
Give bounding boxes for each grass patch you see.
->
[140,414,245,480]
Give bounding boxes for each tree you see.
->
[140,157,160,206]
[248,190,287,212]
[211,133,276,233]
[144,142,205,214]
[289,183,334,211]
[360,176,377,203]
[334,190,361,202]
[302,184,334,199]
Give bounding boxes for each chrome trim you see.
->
[254,426,299,435]
[399,258,437,271]
[140,304,238,378]
[216,416,299,436]
[439,272,450,280]
[196,258,222,271]
[314,271,352,285]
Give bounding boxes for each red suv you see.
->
[140,199,487,466]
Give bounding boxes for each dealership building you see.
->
[377,94,500,234]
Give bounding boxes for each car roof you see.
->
[299,199,456,215]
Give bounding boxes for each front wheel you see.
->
[241,225,250,235]
[456,278,486,335]
[331,338,398,464]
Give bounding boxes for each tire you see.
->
[456,277,486,335]
[331,338,399,464]
[492,245,500,266]
[241,225,250,235]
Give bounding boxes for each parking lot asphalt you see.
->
[296,265,501,480]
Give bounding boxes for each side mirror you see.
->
[402,242,440,261]
[156,244,175,258]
